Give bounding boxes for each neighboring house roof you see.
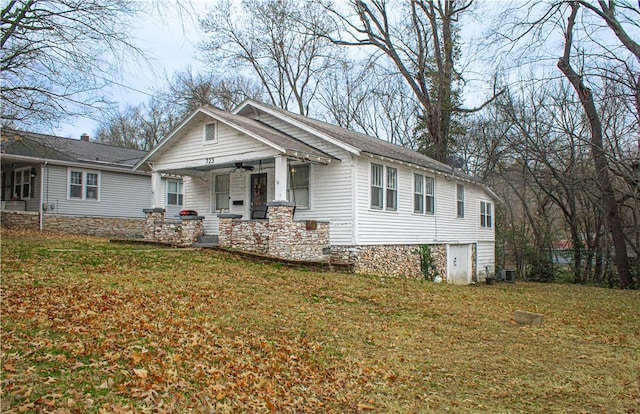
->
[1,128,147,169]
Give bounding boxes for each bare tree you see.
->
[556,1,634,288]
[1,0,144,128]
[317,0,500,163]
[198,0,339,115]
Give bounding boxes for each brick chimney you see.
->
[80,133,90,141]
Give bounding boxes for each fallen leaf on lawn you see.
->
[133,368,148,379]
[357,403,376,411]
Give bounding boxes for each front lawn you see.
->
[1,229,638,413]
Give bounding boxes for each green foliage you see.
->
[417,244,438,281]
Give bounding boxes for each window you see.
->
[371,164,383,209]
[414,174,424,213]
[85,173,99,200]
[167,180,183,206]
[480,201,492,228]
[68,169,100,201]
[456,184,465,218]
[13,168,31,199]
[414,174,435,215]
[425,177,435,214]
[386,167,397,210]
[289,165,309,209]
[213,174,229,211]
[371,163,399,211]
[204,122,217,142]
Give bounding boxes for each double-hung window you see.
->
[480,201,492,228]
[167,180,183,206]
[414,174,424,213]
[386,167,397,210]
[13,168,31,199]
[213,174,229,211]
[371,164,384,209]
[68,169,99,200]
[425,177,435,214]
[456,184,465,218]
[414,174,435,215]
[289,165,309,209]
[371,163,397,211]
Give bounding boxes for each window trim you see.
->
[166,179,184,207]
[480,200,493,228]
[385,166,398,211]
[456,184,465,218]
[425,176,435,215]
[370,163,384,209]
[13,167,32,200]
[414,173,424,214]
[212,173,230,212]
[67,168,100,201]
[203,122,218,144]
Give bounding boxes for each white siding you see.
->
[41,164,151,218]
[477,241,496,279]
[153,120,280,170]
[355,158,496,246]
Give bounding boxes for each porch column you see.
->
[274,155,288,202]
[151,171,164,208]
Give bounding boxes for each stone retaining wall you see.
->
[1,210,144,238]
[230,220,269,254]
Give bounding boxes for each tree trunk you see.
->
[557,3,633,288]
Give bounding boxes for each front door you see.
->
[250,173,267,217]
[448,244,470,285]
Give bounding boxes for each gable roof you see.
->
[1,127,147,169]
[135,106,335,170]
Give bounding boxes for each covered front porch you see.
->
[143,155,331,261]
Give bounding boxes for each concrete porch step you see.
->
[192,235,219,249]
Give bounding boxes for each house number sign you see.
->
[205,157,215,165]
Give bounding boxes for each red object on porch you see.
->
[179,210,198,216]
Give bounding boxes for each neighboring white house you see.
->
[1,128,183,237]
[134,100,498,283]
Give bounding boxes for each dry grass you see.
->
[1,229,639,413]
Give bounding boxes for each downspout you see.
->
[39,162,46,231]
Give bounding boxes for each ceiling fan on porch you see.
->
[234,162,254,171]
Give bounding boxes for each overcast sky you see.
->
[56,6,205,139]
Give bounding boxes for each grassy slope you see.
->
[1,229,639,413]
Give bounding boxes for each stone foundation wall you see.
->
[1,210,144,238]
[430,245,447,282]
[1,211,39,230]
[331,243,449,280]
[143,209,204,247]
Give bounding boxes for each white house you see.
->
[0,128,183,238]
[134,100,498,283]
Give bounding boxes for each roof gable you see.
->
[135,106,335,170]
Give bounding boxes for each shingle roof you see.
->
[201,106,335,161]
[239,100,467,177]
[1,128,147,168]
